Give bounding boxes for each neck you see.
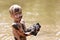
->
[14,20,20,23]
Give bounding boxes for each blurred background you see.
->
[0,0,60,40]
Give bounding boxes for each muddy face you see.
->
[11,12,22,22]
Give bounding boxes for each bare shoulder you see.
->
[11,22,19,30]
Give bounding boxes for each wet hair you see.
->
[9,4,22,14]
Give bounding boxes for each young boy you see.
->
[9,4,31,40]
[9,4,41,40]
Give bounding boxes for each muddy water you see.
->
[0,0,60,40]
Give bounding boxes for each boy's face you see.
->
[11,11,22,22]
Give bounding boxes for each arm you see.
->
[24,23,41,36]
[12,24,26,37]
[20,19,32,36]
[14,25,31,37]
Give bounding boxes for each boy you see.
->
[9,4,41,40]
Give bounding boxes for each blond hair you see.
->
[9,4,22,14]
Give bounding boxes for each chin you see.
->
[15,19,21,21]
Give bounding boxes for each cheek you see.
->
[14,14,19,18]
[11,15,14,19]
[15,14,22,18]
[11,15,17,19]
[14,15,18,18]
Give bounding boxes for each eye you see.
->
[14,8,19,12]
